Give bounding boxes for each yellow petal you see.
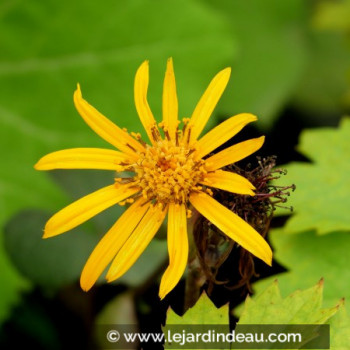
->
[44,184,140,238]
[159,203,188,299]
[134,61,160,144]
[190,192,272,265]
[162,58,179,141]
[194,113,258,160]
[80,198,150,291]
[205,136,265,171]
[106,204,168,281]
[184,67,231,144]
[74,85,144,155]
[200,170,255,196]
[34,148,135,171]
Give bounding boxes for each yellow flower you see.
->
[35,59,272,299]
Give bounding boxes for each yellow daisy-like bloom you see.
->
[35,59,272,299]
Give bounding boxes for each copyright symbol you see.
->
[107,330,120,343]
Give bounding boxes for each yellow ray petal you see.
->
[44,184,140,238]
[106,204,168,281]
[200,170,255,196]
[134,61,160,144]
[162,58,179,141]
[194,113,258,160]
[74,85,144,155]
[205,136,265,171]
[184,67,231,144]
[159,203,188,299]
[190,192,272,265]
[80,198,150,291]
[34,148,136,171]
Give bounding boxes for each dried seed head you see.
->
[192,156,294,293]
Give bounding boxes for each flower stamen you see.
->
[131,139,207,204]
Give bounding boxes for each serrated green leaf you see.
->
[205,0,307,129]
[239,281,338,325]
[164,293,229,350]
[252,229,350,315]
[166,293,228,326]
[238,281,343,350]
[278,118,350,234]
[329,303,350,349]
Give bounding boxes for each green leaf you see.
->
[3,209,97,288]
[165,293,229,326]
[205,0,307,129]
[278,118,350,234]
[164,293,229,350]
[329,302,350,349]
[238,281,345,350]
[252,229,350,315]
[0,0,234,323]
[239,280,338,325]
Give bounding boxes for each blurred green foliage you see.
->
[292,32,350,119]
[301,0,350,118]
[4,209,96,288]
[313,0,350,32]
[0,0,234,323]
[205,0,308,129]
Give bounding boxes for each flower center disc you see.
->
[134,140,207,204]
